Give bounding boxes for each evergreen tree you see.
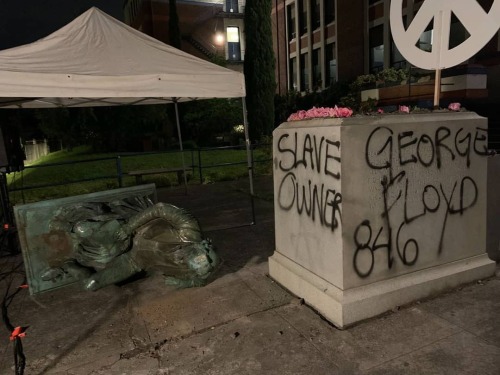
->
[169,0,182,49]
[243,0,276,140]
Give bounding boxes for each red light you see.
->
[3,223,9,230]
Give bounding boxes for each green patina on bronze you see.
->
[15,185,220,294]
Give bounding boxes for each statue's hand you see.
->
[41,261,92,282]
[114,227,129,241]
[41,267,64,282]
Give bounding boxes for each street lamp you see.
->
[215,32,225,45]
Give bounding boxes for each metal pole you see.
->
[174,100,188,194]
[433,10,448,109]
[0,173,12,225]
[198,148,203,183]
[242,97,256,225]
[116,156,123,188]
[433,69,441,109]
[190,149,195,175]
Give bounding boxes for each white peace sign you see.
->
[390,0,500,70]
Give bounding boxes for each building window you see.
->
[325,43,337,85]
[311,0,321,30]
[312,48,322,89]
[287,4,296,41]
[289,57,297,90]
[391,16,406,68]
[369,25,384,73]
[226,0,238,13]
[418,20,433,52]
[300,53,309,91]
[449,14,470,49]
[227,27,241,61]
[391,41,406,69]
[325,0,335,24]
[299,0,308,36]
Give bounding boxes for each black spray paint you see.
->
[353,125,486,278]
[276,132,342,232]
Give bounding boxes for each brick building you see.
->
[123,0,246,72]
[272,0,364,94]
[271,0,500,99]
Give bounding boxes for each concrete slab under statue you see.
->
[14,184,220,295]
[269,112,496,328]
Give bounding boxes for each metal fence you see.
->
[7,143,272,195]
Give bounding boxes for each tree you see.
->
[243,0,276,140]
[169,0,182,49]
[35,107,93,150]
[88,105,169,152]
[181,99,243,146]
[35,105,170,153]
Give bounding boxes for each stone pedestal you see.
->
[269,112,495,328]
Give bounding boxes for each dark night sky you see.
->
[0,0,124,50]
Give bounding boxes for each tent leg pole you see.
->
[0,173,12,225]
[174,101,188,195]
[242,98,255,225]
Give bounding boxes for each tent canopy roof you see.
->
[0,7,246,109]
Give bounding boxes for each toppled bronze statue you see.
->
[41,197,220,290]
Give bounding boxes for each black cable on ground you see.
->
[0,231,27,375]
[1,279,27,375]
[0,262,23,282]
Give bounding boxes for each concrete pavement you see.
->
[1,176,499,374]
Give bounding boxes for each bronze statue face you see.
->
[185,242,219,279]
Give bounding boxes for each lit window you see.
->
[227,27,241,60]
[227,27,239,43]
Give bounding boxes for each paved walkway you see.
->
[1,176,499,374]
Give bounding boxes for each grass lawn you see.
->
[7,145,272,205]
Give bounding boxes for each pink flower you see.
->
[287,110,307,121]
[377,108,384,114]
[399,105,410,114]
[448,102,461,111]
[287,105,353,121]
[305,107,324,118]
[333,106,353,118]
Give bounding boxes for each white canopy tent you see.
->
[0,7,246,106]
[0,7,255,222]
